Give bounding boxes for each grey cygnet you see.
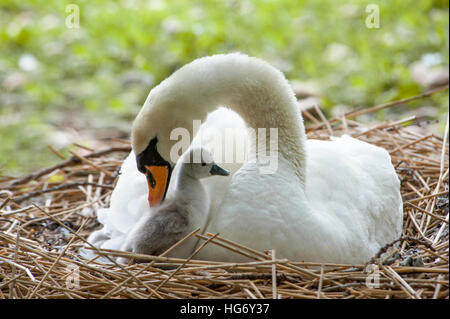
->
[118,147,229,263]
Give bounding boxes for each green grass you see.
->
[0,0,448,175]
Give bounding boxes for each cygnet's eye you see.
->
[201,162,206,166]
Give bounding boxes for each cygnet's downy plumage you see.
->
[118,148,229,262]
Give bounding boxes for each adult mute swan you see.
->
[118,148,229,263]
[92,53,403,264]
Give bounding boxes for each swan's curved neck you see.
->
[142,55,307,185]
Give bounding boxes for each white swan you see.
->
[90,53,403,264]
[118,147,229,262]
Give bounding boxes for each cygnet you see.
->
[118,147,229,262]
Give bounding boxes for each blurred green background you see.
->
[0,0,449,176]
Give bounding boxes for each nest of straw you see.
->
[0,88,448,299]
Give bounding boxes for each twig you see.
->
[0,257,36,282]
[8,146,130,186]
[271,250,277,299]
[13,182,114,203]
[317,265,325,299]
[311,84,449,131]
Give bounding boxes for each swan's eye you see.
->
[201,162,206,166]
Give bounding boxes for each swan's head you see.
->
[181,147,229,180]
[131,76,204,207]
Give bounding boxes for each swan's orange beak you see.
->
[144,165,170,207]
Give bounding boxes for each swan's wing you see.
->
[305,136,403,259]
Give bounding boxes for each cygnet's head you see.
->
[181,148,229,179]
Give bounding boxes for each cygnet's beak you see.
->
[210,164,230,176]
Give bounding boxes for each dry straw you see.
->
[0,85,448,299]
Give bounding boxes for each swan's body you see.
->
[88,53,403,264]
[197,136,402,263]
[118,148,229,262]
